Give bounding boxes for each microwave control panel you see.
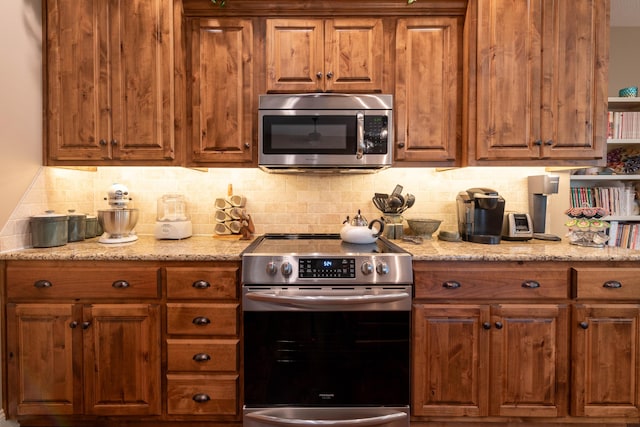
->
[364,116,389,154]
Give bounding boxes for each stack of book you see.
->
[569,186,635,216]
[607,221,640,248]
[608,111,640,139]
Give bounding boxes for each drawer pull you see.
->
[521,280,540,289]
[192,280,211,289]
[579,321,589,329]
[112,280,130,289]
[193,317,211,326]
[442,281,461,289]
[193,393,211,403]
[34,280,52,288]
[603,280,622,289]
[193,353,212,362]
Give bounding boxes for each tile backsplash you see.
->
[0,165,552,252]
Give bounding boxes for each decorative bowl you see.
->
[619,86,638,97]
[407,218,441,238]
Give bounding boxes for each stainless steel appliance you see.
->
[502,212,533,241]
[241,234,412,427]
[528,175,561,240]
[258,94,393,172]
[456,187,506,244]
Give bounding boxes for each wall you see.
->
[609,26,640,96]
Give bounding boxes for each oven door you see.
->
[243,286,411,408]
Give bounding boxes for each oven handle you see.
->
[245,410,407,427]
[245,291,410,307]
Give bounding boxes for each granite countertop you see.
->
[2,234,640,262]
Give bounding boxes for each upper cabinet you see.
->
[464,0,609,166]
[45,0,177,166]
[265,19,384,93]
[394,17,462,165]
[186,18,254,165]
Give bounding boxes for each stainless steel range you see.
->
[241,234,412,427]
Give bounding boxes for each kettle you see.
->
[340,210,385,244]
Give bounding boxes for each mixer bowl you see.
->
[98,209,139,238]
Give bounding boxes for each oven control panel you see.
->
[299,258,356,278]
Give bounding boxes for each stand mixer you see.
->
[97,183,139,244]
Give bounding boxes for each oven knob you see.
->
[376,262,390,275]
[281,261,293,277]
[361,261,374,275]
[266,261,278,275]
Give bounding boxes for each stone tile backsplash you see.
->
[0,165,550,252]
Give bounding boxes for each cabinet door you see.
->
[572,304,640,417]
[109,0,176,162]
[46,0,107,161]
[324,19,383,92]
[539,0,608,160]
[472,0,543,161]
[490,304,569,417]
[83,304,161,416]
[412,304,490,417]
[395,17,460,164]
[6,304,82,417]
[188,18,254,165]
[266,19,324,92]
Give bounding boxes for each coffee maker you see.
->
[456,188,506,244]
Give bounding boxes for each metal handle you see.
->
[99,139,108,146]
[111,139,118,146]
[192,317,211,326]
[521,280,540,289]
[245,410,406,427]
[192,393,211,403]
[482,322,491,330]
[494,321,503,330]
[193,353,212,362]
[326,71,334,79]
[545,140,553,146]
[34,280,52,288]
[397,142,405,148]
[82,321,91,329]
[316,72,323,79]
[579,321,589,329]
[112,280,130,289]
[246,291,409,307]
[192,280,211,289]
[603,280,622,289]
[70,321,78,329]
[533,139,542,146]
[356,112,365,159]
[442,281,461,289]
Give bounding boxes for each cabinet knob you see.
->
[544,140,553,146]
[603,280,622,289]
[326,71,334,79]
[192,317,211,326]
[442,281,461,289]
[482,322,491,330]
[521,280,540,289]
[494,321,503,330]
[397,142,405,148]
[99,139,108,146]
[82,321,91,330]
[192,393,211,403]
[192,280,211,289]
[533,139,542,146]
[244,142,250,149]
[316,72,323,79]
[579,321,589,329]
[70,321,78,329]
[111,139,118,146]
[193,353,212,362]
[112,280,130,289]
[34,280,52,289]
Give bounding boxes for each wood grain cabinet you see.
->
[265,18,384,93]
[165,264,241,419]
[45,0,177,165]
[465,0,609,165]
[4,261,162,418]
[394,17,462,165]
[571,266,640,417]
[412,262,570,418]
[186,18,254,166]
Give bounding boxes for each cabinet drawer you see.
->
[6,262,160,300]
[414,264,569,300]
[167,303,238,336]
[166,266,238,300]
[167,339,239,372]
[167,374,239,416]
[573,267,640,300]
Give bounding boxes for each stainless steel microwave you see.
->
[258,93,393,172]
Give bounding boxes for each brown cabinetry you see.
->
[186,18,254,165]
[571,266,640,417]
[5,261,161,418]
[165,265,241,418]
[266,19,384,93]
[412,262,569,418]
[394,17,461,165]
[45,0,177,165]
[465,0,608,165]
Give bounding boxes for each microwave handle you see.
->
[356,112,365,159]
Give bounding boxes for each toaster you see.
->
[502,213,533,241]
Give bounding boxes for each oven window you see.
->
[262,115,357,154]
[244,311,410,407]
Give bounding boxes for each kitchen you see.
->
[2,1,640,427]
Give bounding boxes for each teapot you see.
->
[340,210,385,244]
